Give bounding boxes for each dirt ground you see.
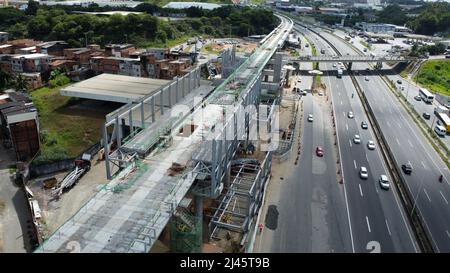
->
[28,153,108,239]
[210,39,258,55]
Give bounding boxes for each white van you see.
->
[434,125,447,136]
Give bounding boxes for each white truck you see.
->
[337,69,343,78]
[434,105,449,115]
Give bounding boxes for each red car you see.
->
[316,146,324,157]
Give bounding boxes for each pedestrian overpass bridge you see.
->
[291,55,420,63]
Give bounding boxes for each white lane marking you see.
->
[385,219,392,236]
[396,138,400,145]
[408,139,413,148]
[423,188,431,202]
[354,160,357,169]
[446,230,450,238]
[338,92,341,97]
[440,191,448,205]
[366,216,371,233]
[398,122,402,129]
[325,69,355,253]
[421,161,427,169]
[387,121,391,127]
[341,100,343,105]
[359,184,363,197]
[349,139,352,147]
[346,123,348,131]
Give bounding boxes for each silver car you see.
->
[379,175,390,190]
[367,140,376,150]
[308,114,313,122]
[353,134,361,144]
[360,166,368,179]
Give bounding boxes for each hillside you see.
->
[415,60,450,96]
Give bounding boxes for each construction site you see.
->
[31,16,293,253]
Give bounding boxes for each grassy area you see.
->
[359,40,372,50]
[202,44,222,55]
[30,82,105,163]
[414,60,450,96]
[138,34,194,49]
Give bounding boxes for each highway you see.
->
[256,32,352,252]
[298,25,417,253]
[318,30,450,252]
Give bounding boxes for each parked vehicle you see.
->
[423,112,431,120]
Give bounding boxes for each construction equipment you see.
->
[51,154,91,197]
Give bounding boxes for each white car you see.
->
[367,140,376,150]
[333,63,337,67]
[379,175,390,190]
[308,114,313,122]
[353,134,361,144]
[365,76,369,81]
[360,166,368,179]
[347,111,354,119]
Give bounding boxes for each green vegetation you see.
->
[359,40,371,50]
[415,60,450,96]
[312,2,449,37]
[407,2,450,36]
[30,76,104,164]
[0,4,277,48]
[376,4,408,26]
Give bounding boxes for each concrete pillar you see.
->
[273,52,283,83]
[347,62,352,71]
[168,85,172,108]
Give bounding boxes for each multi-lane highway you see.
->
[297,24,418,253]
[317,30,450,252]
[255,31,352,253]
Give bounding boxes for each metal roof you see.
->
[60,74,172,104]
[163,2,222,10]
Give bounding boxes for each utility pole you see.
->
[85,33,88,47]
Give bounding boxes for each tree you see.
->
[0,70,12,91]
[13,74,28,92]
[155,30,167,43]
[376,5,408,26]
[25,0,39,16]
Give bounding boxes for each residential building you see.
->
[0,44,13,54]
[64,48,92,66]
[36,41,70,56]
[8,39,42,54]
[0,92,40,162]
[105,44,136,58]
[17,46,37,55]
[11,54,52,74]
[0,32,9,43]
[22,72,44,90]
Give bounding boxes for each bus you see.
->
[436,112,450,133]
[419,88,434,103]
